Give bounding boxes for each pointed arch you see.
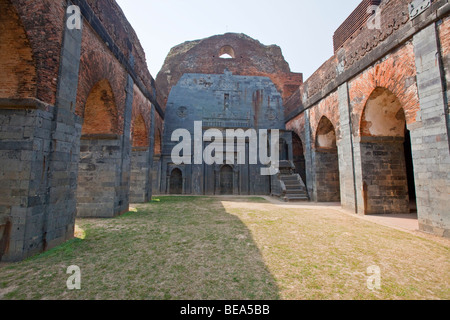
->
[315,116,337,150]
[82,79,119,135]
[132,113,149,147]
[359,87,415,214]
[360,87,406,138]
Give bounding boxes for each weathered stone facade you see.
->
[160,70,291,196]
[1,0,449,263]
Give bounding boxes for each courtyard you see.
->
[0,196,448,300]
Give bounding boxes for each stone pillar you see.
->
[304,109,316,201]
[129,147,150,203]
[412,23,450,237]
[0,2,84,261]
[0,105,57,262]
[117,73,134,213]
[337,82,358,212]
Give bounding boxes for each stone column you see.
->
[304,109,315,201]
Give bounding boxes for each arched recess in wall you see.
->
[315,116,341,202]
[132,113,149,148]
[76,79,122,218]
[170,168,183,195]
[82,79,119,135]
[292,132,306,185]
[0,0,36,99]
[359,87,416,214]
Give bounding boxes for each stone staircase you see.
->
[272,160,309,202]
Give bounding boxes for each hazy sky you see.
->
[116,0,362,80]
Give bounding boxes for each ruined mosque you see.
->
[0,0,449,262]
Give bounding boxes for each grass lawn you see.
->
[0,196,449,300]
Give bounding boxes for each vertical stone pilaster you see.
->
[304,109,315,201]
[412,23,450,237]
[337,82,358,212]
[117,73,134,212]
[43,0,83,253]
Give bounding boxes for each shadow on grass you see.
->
[0,196,281,300]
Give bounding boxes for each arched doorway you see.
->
[359,87,416,214]
[170,168,183,195]
[292,132,306,185]
[81,79,118,135]
[220,165,234,195]
[315,116,341,202]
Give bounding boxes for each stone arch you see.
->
[219,45,235,59]
[132,113,149,148]
[82,79,119,135]
[349,44,420,135]
[359,87,416,214]
[360,87,405,138]
[316,116,337,150]
[0,0,36,99]
[169,168,183,195]
[314,116,340,202]
[76,46,127,134]
[76,79,125,218]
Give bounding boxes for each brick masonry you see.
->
[286,0,450,238]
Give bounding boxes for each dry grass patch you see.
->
[220,200,450,300]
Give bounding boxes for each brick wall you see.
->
[76,137,123,218]
[360,137,409,214]
[0,0,36,99]
[11,0,66,105]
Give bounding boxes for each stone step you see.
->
[284,195,309,202]
[281,176,298,181]
[285,189,306,195]
[285,182,302,186]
